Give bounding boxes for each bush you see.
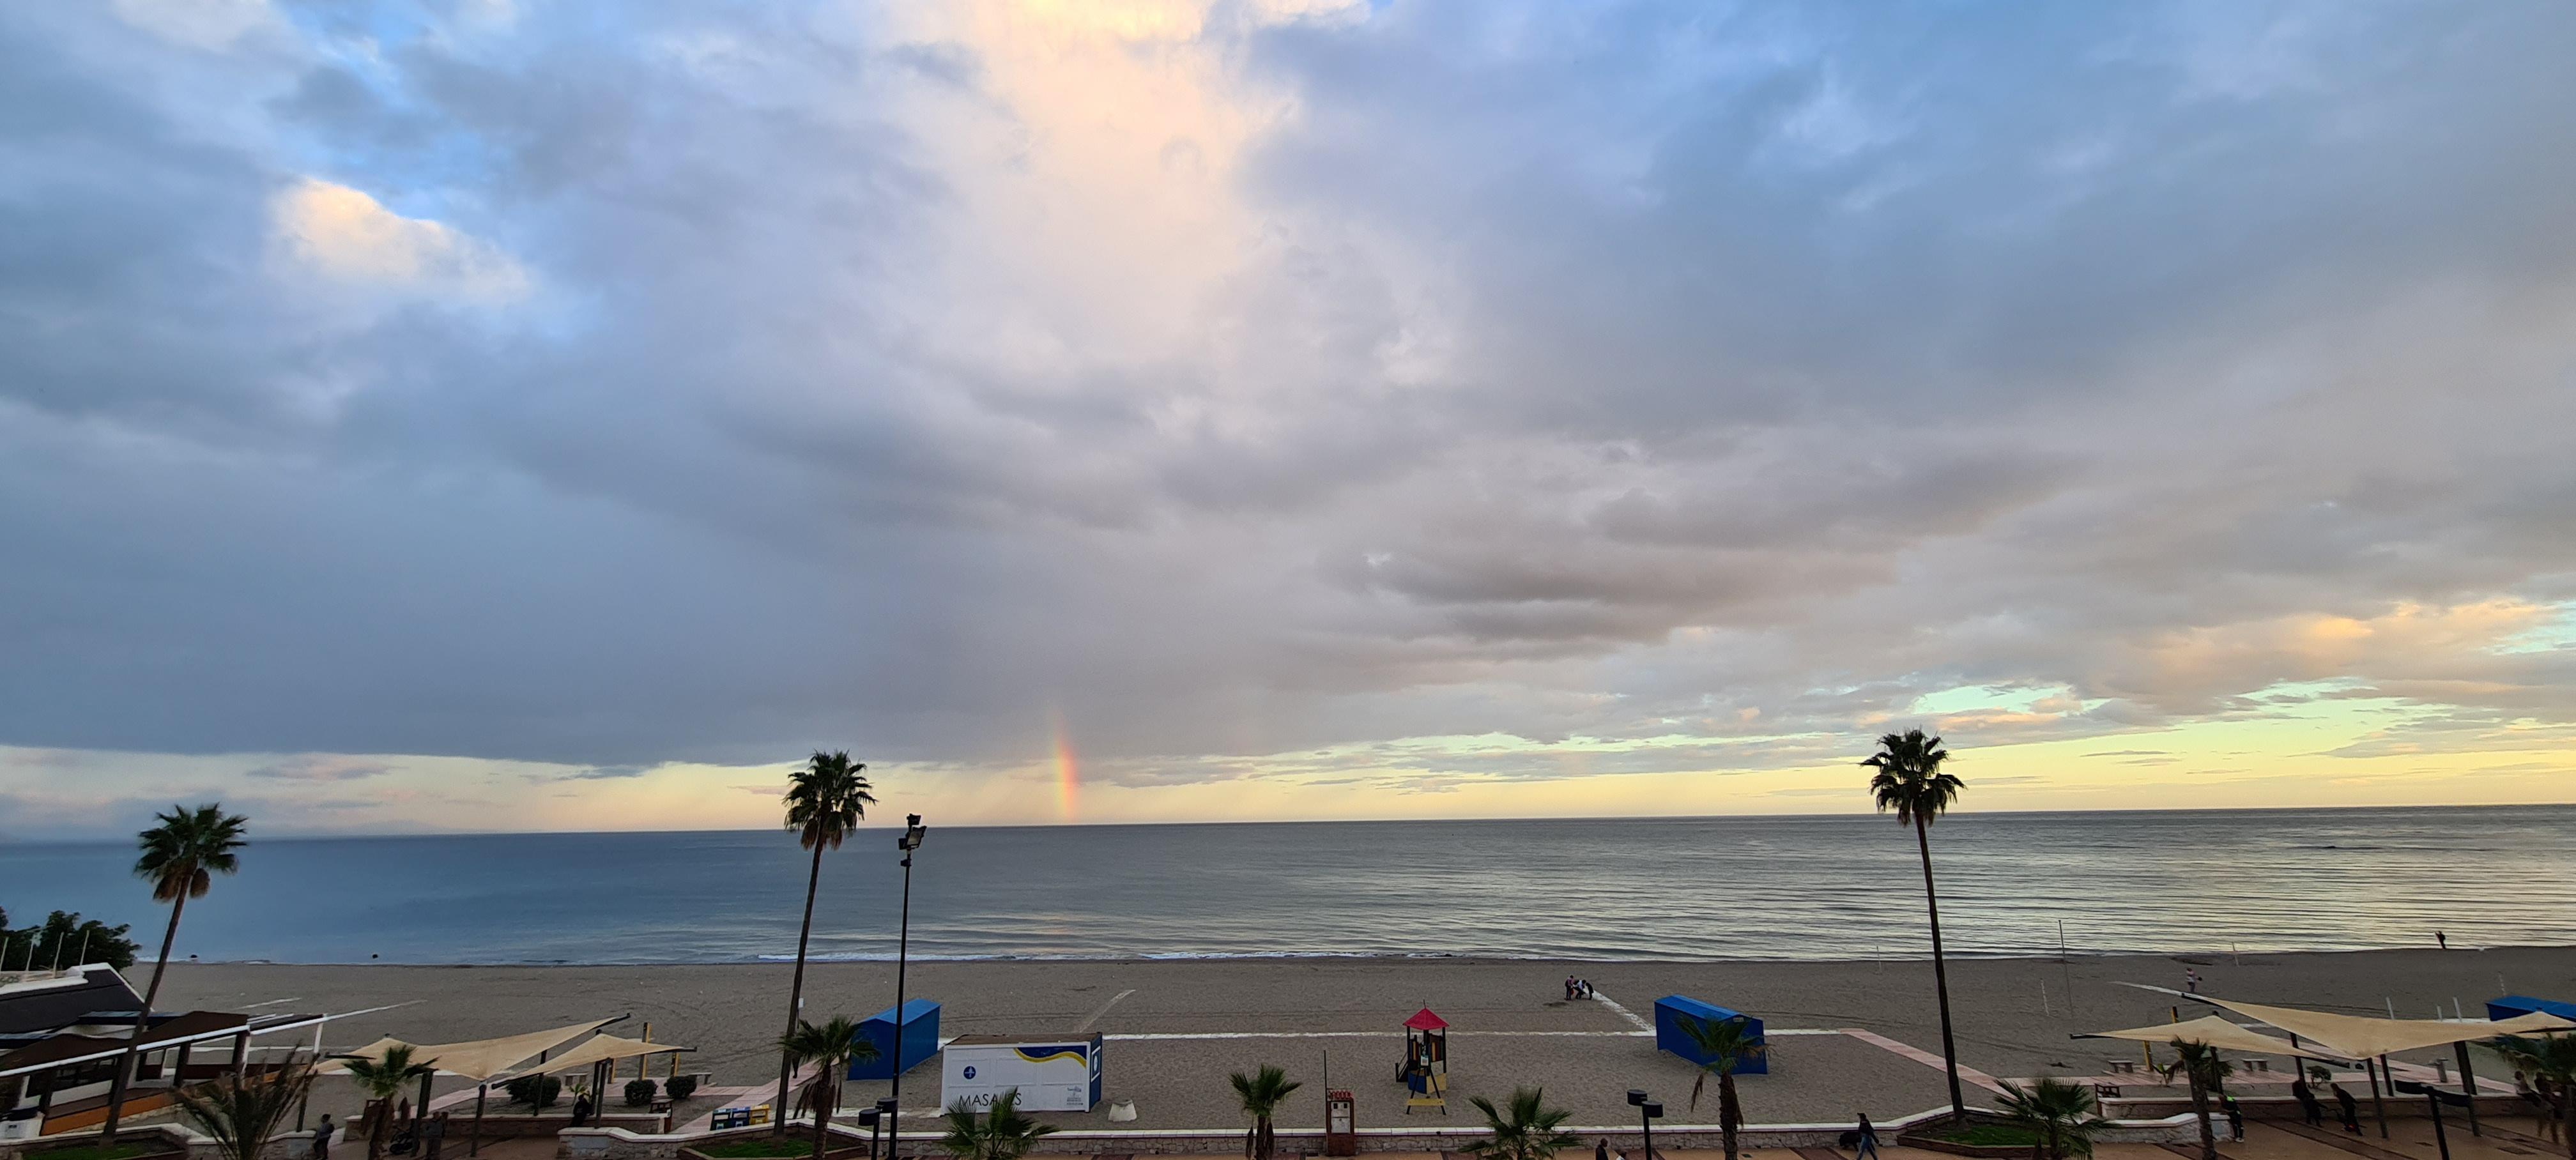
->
[625,1079,657,1107]
[664,1075,699,1103]
[503,1075,562,1110]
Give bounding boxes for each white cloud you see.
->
[268,178,528,303]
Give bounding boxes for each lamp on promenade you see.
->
[887,816,927,1159]
[1627,1089,1662,1160]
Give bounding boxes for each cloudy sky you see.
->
[4,0,2573,839]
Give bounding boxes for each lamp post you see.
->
[1627,1090,1662,1160]
[857,1105,881,1160]
[888,816,927,1160]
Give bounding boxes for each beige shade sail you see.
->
[528,1034,689,1074]
[2209,998,2575,1059]
[2082,1014,2318,1058]
[318,1018,615,1081]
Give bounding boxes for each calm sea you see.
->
[1,807,2568,965]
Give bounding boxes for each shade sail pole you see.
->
[2453,1042,2480,1136]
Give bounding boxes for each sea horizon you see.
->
[8,805,2570,968]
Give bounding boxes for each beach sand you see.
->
[150,947,2576,1131]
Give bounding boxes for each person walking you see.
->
[1595,1140,1610,1160]
[2185,968,2202,994]
[2436,931,2448,950]
[2333,1084,2362,1134]
[1854,1113,1881,1160]
[314,1114,336,1160]
[424,1111,448,1160]
[2223,1095,2245,1143]
[2292,1077,2323,1127]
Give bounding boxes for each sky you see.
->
[3,0,2573,840]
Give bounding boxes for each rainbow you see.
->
[1052,721,1080,822]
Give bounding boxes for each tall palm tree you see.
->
[1462,1088,1581,1160]
[780,1017,883,1160]
[344,1044,438,1160]
[2496,1035,2576,1160]
[1680,1016,1767,1160]
[936,1091,1058,1160]
[1230,1065,1302,1160]
[1995,1078,2111,1160]
[2157,1040,2232,1160]
[103,803,251,1141]
[1864,729,1967,1121]
[173,1053,316,1160]
[776,751,875,1133]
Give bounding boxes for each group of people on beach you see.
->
[1562,976,1595,1000]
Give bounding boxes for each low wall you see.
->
[2101,1095,2526,1122]
[555,1106,2199,1160]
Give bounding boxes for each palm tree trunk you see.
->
[1914,818,1966,1121]
[811,1078,832,1160]
[2559,1085,2573,1160]
[2189,1080,2216,1160]
[102,892,189,1141]
[778,842,825,1135]
[1719,1074,1740,1160]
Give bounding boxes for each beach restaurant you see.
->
[0,965,328,1138]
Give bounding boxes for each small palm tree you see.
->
[779,1017,883,1160]
[2158,1040,2233,1160]
[174,1054,316,1160]
[2496,1035,2576,1160]
[103,804,252,1141]
[937,1090,1059,1160]
[1680,1017,1767,1160]
[776,751,876,1133]
[344,1044,438,1160]
[1864,729,1967,1122]
[1230,1065,1302,1160]
[1995,1078,2111,1160]
[1463,1088,1582,1160]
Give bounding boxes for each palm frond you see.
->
[174,1055,316,1160]
[783,752,876,851]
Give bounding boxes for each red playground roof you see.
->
[1404,1008,1450,1031]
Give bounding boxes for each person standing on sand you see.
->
[2185,968,2201,994]
[2436,931,2448,950]
[2333,1084,2361,1133]
[1853,1113,1881,1160]
[2292,1077,2322,1127]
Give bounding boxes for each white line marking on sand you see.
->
[1074,988,1135,1034]
[1589,990,1655,1032]
[241,997,302,1009]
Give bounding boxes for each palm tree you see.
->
[344,1044,438,1160]
[776,751,876,1133]
[1995,1078,2111,1160]
[103,803,251,1141]
[779,1016,883,1160]
[936,1090,1058,1160]
[1864,729,1967,1121]
[174,1053,316,1160]
[2496,1035,2576,1160]
[1230,1065,1302,1160]
[1462,1088,1582,1160]
[2157,1040,2232,1160]
[1680,1016,1767,1160]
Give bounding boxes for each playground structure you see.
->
[1398,1008,1448,1115]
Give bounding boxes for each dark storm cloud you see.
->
[0,0,2572,800]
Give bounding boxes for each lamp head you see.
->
[1627,1090,1647,1107]
[1644,1103,1664,1120]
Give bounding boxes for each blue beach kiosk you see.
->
[2487,996,2576,1023]
[850,998,942,1080]
[1654,996,1767,1074]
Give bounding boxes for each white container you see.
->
[938,1034,1101,1113]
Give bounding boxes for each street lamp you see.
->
[888,816,927,1159]
[1627,1090,1662,1160]
[856,1104,882,1160]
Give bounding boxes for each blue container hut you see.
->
[1653,995,1767,1074]
[849,998,942,1080]
[2487,995,2576,1023]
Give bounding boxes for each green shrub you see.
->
[625,1079,657,1106]
[503,1075,562,1110]
[664,1075,699,1103]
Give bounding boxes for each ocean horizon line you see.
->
[7,798,2566,846]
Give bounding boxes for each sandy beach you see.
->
[144,945,2576,1132]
